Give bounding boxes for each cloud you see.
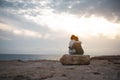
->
[0,23,43,38]
[0,0,36,9]
[1,0,120,39]
[0,36,11,40]
[0,8,55,39]
[22,12,120,39]
[50,0,120,22]
[1,0,120,23]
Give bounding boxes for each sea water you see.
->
[0,54,62,60]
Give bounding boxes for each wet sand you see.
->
[0,55,120,80]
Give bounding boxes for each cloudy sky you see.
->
[0,0,120,56]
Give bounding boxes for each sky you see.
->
[0,0,120,56]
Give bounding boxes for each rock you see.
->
[60,54,90,65]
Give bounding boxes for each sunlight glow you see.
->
[45,14,120,39]
[24,12,120,39]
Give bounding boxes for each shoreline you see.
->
[0,55,119,61]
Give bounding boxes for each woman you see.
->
[68,35,76,54]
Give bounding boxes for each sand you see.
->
[0,56,120,80]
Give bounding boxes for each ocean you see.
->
[0,54,63,60]
[0,53,118,61]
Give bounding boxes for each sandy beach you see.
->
[0,56,120,80]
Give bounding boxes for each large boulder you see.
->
[60,54,90,65]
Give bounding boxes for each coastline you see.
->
[0,55,120,80]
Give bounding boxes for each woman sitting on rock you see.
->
[68,35,84,55]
